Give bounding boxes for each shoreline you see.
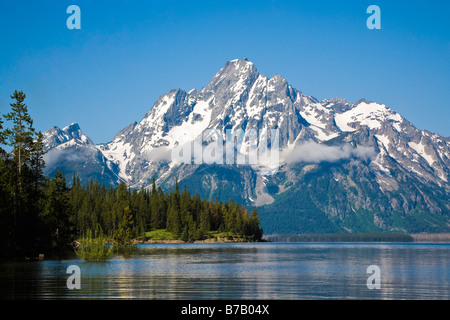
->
[409,233,450,243]
[263,233,450,243]
[134,237,256,244]
[75,232,450,247]
[135,233,450,244]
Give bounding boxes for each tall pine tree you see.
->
[1,91,46,256]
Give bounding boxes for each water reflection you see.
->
[0,243,448,299]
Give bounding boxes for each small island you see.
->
[55,175,265,261]
[70,178,264,260]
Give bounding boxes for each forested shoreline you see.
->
[264,233,415,243]
[0,91,263,259]
[71,176,264,244]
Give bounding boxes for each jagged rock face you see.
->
[42,59,450,233]
[42,122,122,186]
[43,123,93,149]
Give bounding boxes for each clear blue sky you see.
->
[1,0,449,143]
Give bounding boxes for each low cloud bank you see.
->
[281,141,377,164]
[43,148,86,168]
[142,140,376,167]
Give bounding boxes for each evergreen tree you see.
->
[43,170,72,250]
[180,185,192,226]
[28,131,46,191]
[180,225,189,242]
[248,209,263,241]
[68,173,84,234]
[166,201,181,235]
[0,117,5,146]
[209,200,222,231]
[166,181,181,234]
[0,117,12,256]
[78,195,92,234]
[150,185,166,229]
[2,91,35,176]
[1,91,46,256]
[131,187,149,238]
[113,205,134,246]
[198,200,211,233]
[116,181,130,212]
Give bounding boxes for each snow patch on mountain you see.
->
[335,101,403,132]
[409,140,435,166]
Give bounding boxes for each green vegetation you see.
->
[75,227,114,261]
[143,229,253,242]
[69,177,263,245]
[144,229,179,241]
[206,231,244,240]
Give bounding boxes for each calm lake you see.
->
[0,242,449,300]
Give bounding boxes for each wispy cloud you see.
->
[281,141,377,164]
[43,148,86,167]
[141,147,173,162]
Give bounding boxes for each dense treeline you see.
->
[0,91,262,258]
[266,233,414,243]
[70,176,263,243]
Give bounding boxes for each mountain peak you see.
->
[43,122,92,149]
[206,58,259,93]
[62,122,81,133]
[269,73,288,84]
[228,57,251,64]
[222,58,256,74]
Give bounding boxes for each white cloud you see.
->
[141,147,173,162]
[43,148,85,167]
[281,141,377,164]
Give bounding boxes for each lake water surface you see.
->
[1,243,449,300]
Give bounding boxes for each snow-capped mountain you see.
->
[43,123,122,186]
[43,122,93,149]
[42,59,450,234]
